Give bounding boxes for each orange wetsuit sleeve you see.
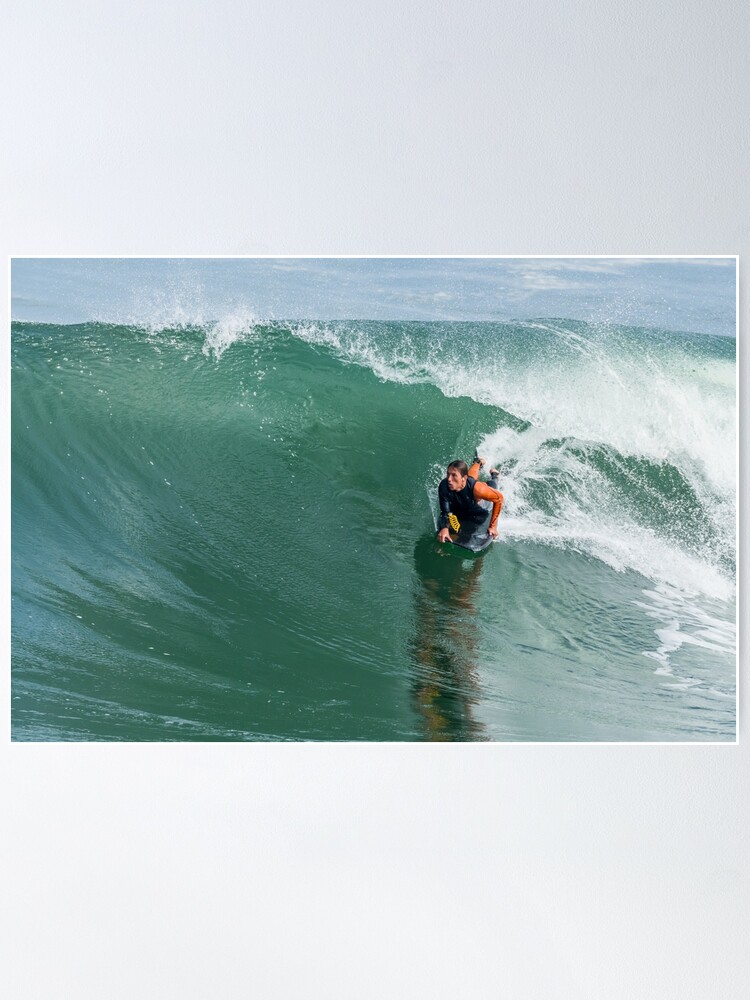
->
[473,480,504,531]
[468,461,483,479]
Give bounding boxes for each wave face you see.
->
[11,318,736,741]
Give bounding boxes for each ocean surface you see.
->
[11,313,737,741]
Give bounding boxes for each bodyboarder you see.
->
[436,455,503,544]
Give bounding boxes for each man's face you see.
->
[446,467,468,492]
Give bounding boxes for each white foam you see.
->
[293,322,431,385]
[476,423,734,602]
[635,585,736,683]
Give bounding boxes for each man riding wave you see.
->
[437,455,503,544]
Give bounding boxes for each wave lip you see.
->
[201,313,261,360]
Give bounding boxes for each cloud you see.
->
[498,257,729,292]
[515,272,587,291]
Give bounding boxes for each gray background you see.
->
[2,2,746,998]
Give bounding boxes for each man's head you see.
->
[446,460,469,491]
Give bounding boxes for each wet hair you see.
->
[447,460,469,476]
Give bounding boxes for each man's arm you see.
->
[437,480,452,541]
[473,480,504,537]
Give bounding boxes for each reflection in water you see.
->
[410,533,488,741]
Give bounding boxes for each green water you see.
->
[11,319,736,740]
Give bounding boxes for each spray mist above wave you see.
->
[89,277,265,362]
[112,313,264,361]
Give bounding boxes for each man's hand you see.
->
[437,528,451,544]
[488,524,498,540]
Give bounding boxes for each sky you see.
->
[11,256,737,336]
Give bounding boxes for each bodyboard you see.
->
[447,529,494,553]
[438,497,495,554]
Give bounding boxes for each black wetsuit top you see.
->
[438,476,488,530]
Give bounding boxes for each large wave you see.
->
[288,317,736,600]
[11,316,736,741]
[14,316,735,600]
